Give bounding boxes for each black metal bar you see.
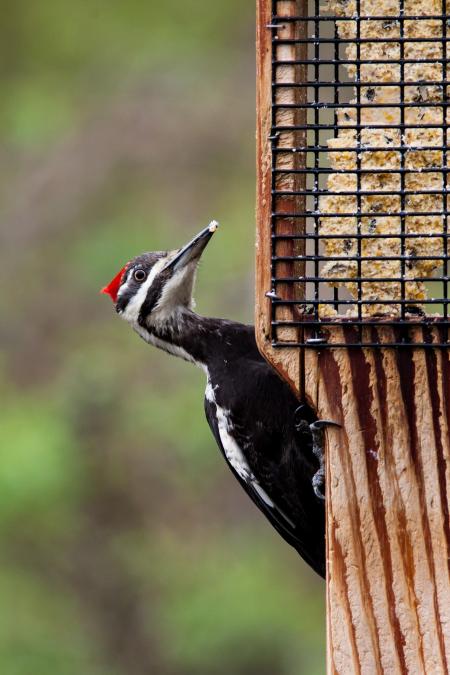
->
[273,80,450,87]
[272,342,450,348]
[272,298,450,304]
[272,233,450,239]
[399,0,406,322]
[274,145,450,152]
[443,0,449,322]
[275,36,450,43]
[270,0,278,345]
[275,59,450,65]
[273,319,450,326]
[313,0,320,331]
[273,166,450,173]
[274,211,448,217]
[274,276,450,282]
[274,254,449,261]
[273,102,450,109]
[272,14,450,21]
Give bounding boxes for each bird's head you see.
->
[101,221,218,331]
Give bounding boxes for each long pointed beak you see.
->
[164,221,219,272]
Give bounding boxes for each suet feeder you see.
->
[256,0,450,671]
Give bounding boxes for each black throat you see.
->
[138,310,259,370]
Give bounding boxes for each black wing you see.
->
[204,396,325,578]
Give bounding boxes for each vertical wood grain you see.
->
[317,327,450,674]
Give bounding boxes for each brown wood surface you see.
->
[304,327,450,674]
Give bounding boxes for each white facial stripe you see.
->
[120,257,167,323]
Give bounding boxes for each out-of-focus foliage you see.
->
[0,2,325,674]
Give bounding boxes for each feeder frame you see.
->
[256,1,450,672]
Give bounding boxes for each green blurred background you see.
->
[0,2,325,673]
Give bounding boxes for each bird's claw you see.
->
[309,419,341,432]
[293,406,340,501]
[293,404,311,433]
[312,468,326,501]
[309,419,341,502]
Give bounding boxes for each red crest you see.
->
[101,264,128,302]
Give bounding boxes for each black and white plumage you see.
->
[102,223,325,577]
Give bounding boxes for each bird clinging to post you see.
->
[102,223,326,577]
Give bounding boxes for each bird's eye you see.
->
[133,269,147,282]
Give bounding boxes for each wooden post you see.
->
[255,1,450,672]
[304,328,450,674]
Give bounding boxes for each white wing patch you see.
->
[213,403,276,509]
[205,377,250,480]
[205,378,219,403]
[250,481,275,508]
[215,404,253,482]
[205,377,295,525]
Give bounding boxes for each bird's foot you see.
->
[309,419,341,501]
[293,404,312,434]
[312,466,326,500]
[293,406,340,500]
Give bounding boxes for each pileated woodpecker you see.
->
[102,223,326,577]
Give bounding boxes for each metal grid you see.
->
[269,0,450,347]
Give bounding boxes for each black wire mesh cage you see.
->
[269,0,450,347]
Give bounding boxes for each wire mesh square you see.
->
[269,0,450,347]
